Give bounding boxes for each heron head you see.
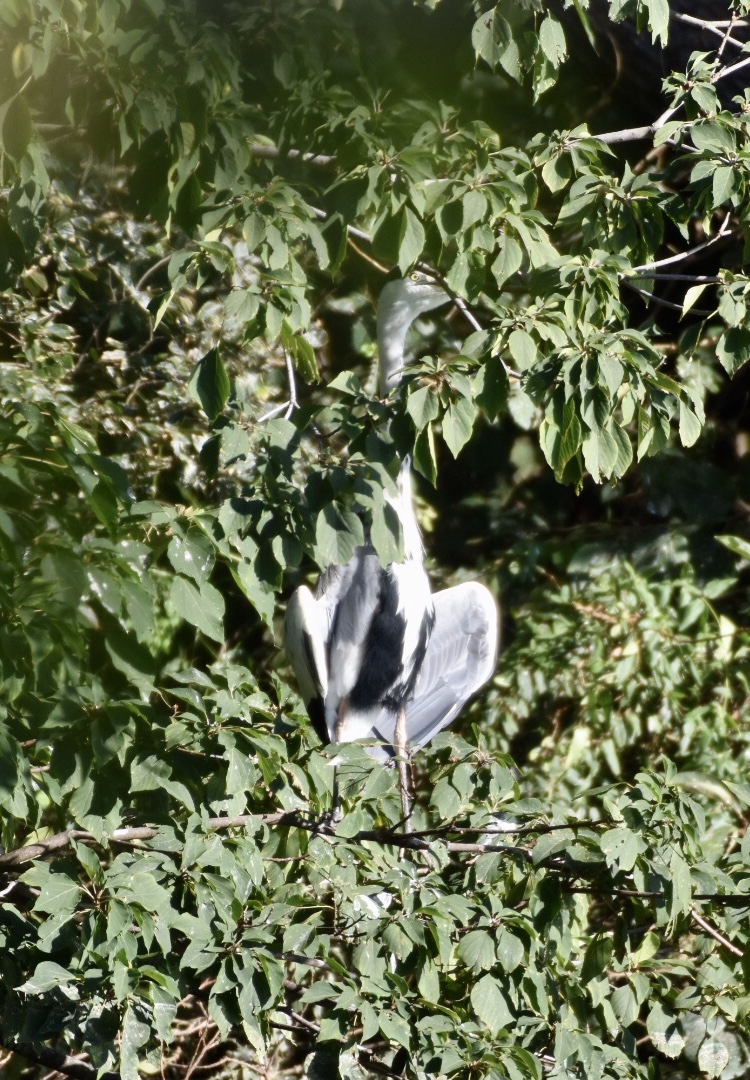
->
[380,270,446,315]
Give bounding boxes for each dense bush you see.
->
[2,1,750,1077]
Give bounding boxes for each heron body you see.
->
[285,457,435,753]
[284,273,499,760]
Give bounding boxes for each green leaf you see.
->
[379,1010,411,1050]
[508,328,536,371]
[474,353,509,421]
[580,935,614,982]
[645,0,669,44]
[413,423,437,486]
[22,866,80,915]
[370,498,403,566]
[463,189,487,228]
[407,385,439,430]
[121,871,172,913]
[493,232,523,286]
[698,1040,730,1078]
[558,400,582,470]
[471,10,520,81]
[497,930,524,973]
[188,347,230,421]
[600,827,644,872]
[648,1002,684,1058]
[717,534,750,562]
[397,207,425,274]
[681,283,708,317]
[281,323,319,381]
[678,399,702,448]
[167,530,215,584]
[442,395,477,458]
[17,961,76,995]
[457,929,496,973]
[598,353,624,396]
[417,959,441,1003]
[691,121,735,155]
[538,15,566,67]
[717,326,750,377]
[582,423,618,482]
[610,422,633,479]
[0,94,32,159]
[329,371,362,395]
[712,166,736,207]
[121,1003,151,1080]
[235,561,276,629]
[471,974,513,1034]
[169,575,225,642]
[315,503,365,565]
[631,930,660,966]
[611,984,638,1027]
[542,153,573,193]
[667,849,692,925]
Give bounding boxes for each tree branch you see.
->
[249,143,337,168]
[630,217,737,273]
[7,817,750,907]
[691,907,744,956]
[2,1040,119,1080]
[671,12,747,51]
[570,886,750,907]
[621,279,714,317]
[0,812,535,870]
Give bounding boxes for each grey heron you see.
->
[285,273,498,778]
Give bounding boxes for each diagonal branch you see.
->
[2,1040,120,1080]
[691,907,744,956]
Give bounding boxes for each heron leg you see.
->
[326,700,349,825]
[394,705,412,835]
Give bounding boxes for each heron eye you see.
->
[410,272,419,281]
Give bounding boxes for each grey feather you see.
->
[366,581,499,759]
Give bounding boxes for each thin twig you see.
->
[346,233,390,272]
[714,52,750,83]
[135,254,172,292]
[630,273,720,283]
[671,15,748,29]
[691,907,744,956]
[717,14,740,58]
[414,262,524,379]
[284,349,298,418]
[621,279,714,317]
[672,12,747,51]
[631,219,736,273]
[309,204,372,243]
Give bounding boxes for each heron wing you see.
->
[369,581,499,755]
[284,585,330,745]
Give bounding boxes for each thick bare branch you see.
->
[3,1041,119,1080]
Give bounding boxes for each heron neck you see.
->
[391,457,423,560]
[376,300,412,396]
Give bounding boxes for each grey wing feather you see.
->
[369,581,499,755]
[284,585,331,745]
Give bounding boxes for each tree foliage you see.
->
[2,1,750,1078]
